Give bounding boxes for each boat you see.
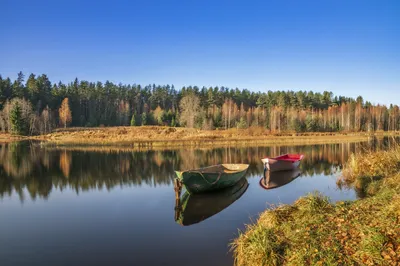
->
[174,164,249,194]
[261,154,304,172]
[175,177,249,226]
[259,169,301,189]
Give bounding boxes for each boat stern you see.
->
[175,171,184,181]
[261,158,270,171]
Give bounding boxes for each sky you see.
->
[1,0,399,105]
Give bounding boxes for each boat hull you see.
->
[261,158,301,172]
[175,164,249,194]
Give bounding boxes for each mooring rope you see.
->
[189,171,223,186]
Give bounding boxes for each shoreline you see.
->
[2,126,399,149]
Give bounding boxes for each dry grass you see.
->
[0,133,25,143]
[339,144,400,195]
[232,146,400,266]
[27,126,380,148]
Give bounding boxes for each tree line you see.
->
[0,71,399,135]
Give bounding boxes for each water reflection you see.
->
[175,177,249,226]
[0,138,397,201]
[260,169,301,189]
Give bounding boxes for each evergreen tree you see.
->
[12,71,26,98]
[141,112,147,126]
[10,102,23,135]
[1,72,400,133]
[130,114,136,126]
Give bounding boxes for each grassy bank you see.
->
[11,126,397,148]
[0,133,25,143]
[232,146,400,265]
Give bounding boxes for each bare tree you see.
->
[40,105,52,134]
[179,94,200,128]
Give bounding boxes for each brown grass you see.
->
[3,126,399,148]
[0,133,25,143]
[28,126,384,148]
[338,144,400,195]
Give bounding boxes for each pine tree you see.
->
[130,114,136,126]
[141,112,147,126]
[10,102,23,135]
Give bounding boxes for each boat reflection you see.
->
[174,177,249,226]
[259,169,301,189]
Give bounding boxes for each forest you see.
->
[0,71,399,135]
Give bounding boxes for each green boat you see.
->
[175,177,249,226]
[174,164,249,194]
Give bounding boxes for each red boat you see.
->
[261,154,304,172]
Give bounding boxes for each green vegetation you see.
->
[232,146,400,266]
[1,72,400,135]
[130,114,136,126]
[10,102,23,135]
[141,112,147,126]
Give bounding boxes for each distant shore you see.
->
[0,126,400,148]
[1,126,399,148]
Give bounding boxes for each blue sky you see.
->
[1,0,399,105]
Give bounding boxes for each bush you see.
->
[236,117,247,129]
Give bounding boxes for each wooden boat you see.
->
[174,164,249,194]
[259,169,301,189]
[261,154,304,172]
[175,177,249,226]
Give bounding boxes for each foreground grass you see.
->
[232,147,400,266]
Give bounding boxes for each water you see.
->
[0,139,395,266]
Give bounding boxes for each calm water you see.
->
[0,139,395,266]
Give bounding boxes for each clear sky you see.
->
[1,0,399,105]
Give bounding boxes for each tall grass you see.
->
[339,144,400,196]
[232,146,400,266]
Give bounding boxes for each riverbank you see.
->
[3,126,399,148]
[231,146,400,265]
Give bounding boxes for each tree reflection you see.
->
[0,138,397,200]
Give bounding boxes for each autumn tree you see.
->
[153,106,164,125]
[59,98,72,128]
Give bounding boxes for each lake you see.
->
[0,138,395,266]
